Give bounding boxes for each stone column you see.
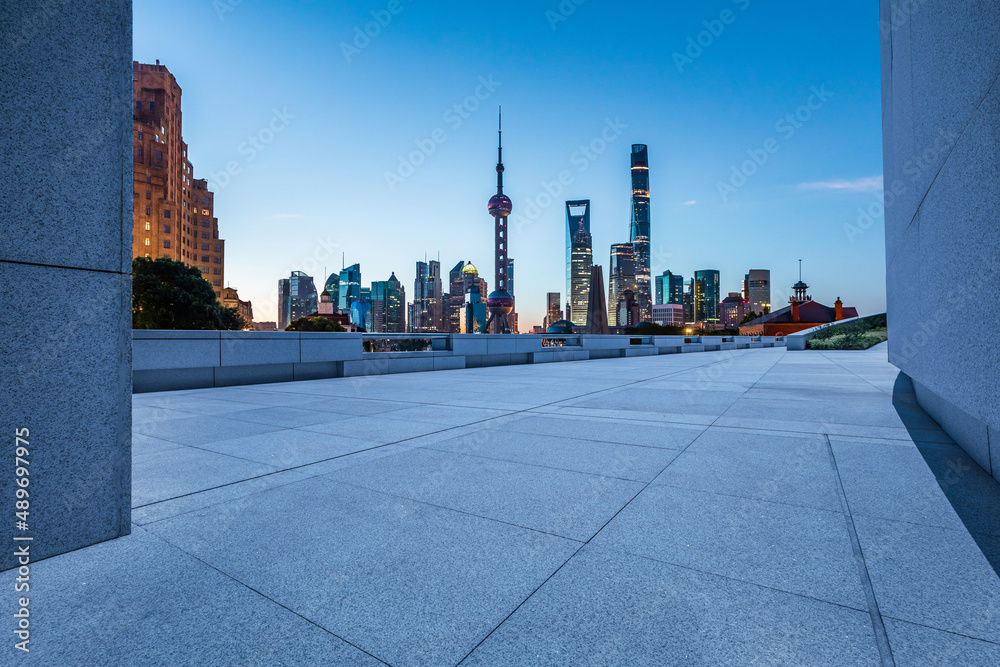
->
[0,0,132,569]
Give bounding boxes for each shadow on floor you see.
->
[892,372,1000,577]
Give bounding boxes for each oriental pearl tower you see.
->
[483,107,514,334]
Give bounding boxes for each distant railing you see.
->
[362,334,450,353]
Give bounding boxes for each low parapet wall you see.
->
[132,331,786,393]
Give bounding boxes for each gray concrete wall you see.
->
[0,1,132,569]
[881,0,1000,480]
[133,332,785,393]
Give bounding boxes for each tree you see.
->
[285,317,346,332]
[133,257,245,330]
[739,310,761,325]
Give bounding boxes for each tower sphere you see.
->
[486,289,514,315]
[488,194,512,218]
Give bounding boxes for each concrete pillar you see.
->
[0,1,132,569]
[881,0,1000,481]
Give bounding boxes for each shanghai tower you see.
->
[629,144,651,320]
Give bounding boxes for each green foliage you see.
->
[807,313,888,350]
[285,317,346,332]
[133,257,245,330]
[740,310,761,325]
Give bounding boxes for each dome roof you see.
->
[462,262,478,275]
[546,320,575,335]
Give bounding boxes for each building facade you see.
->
[412,260,443,332]
[132,61,225,297]
[655,270,685,306]
[566,200,593,328]
[694,270,721,326]
[652,303,685,327]
[371,273,406,333]
[544,292,562,330]
[338,263,362,313]
[288,271,318,326]
[221,287,253,327]
[608,243,635,327]
[719,292,751,329]
[742,269,772,315]
[629,144,651,320]
[277,278,291,331]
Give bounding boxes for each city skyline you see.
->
[133,1,885,328]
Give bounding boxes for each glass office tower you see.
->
[629,145,651,320]
[566,200,593,328]
[288,271,317,325]
[338,263,361,313]
[694,269,721,326]
[608,243,635,326]
[655,270,685,306]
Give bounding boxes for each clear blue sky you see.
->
[134,0,886,327]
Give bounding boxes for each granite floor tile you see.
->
[132,413,285,446]
[325,447,644,540]
[592,484,868,609]
[883,618,1000,666]
[132,446,278,506]
[145,477,579,667]
[463,545,880,666]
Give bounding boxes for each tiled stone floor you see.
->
[7,344,1000,665]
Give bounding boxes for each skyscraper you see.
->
[566,200,593,328]
[371,277,405,333]
[742,269,772,315]
[288,271,318,325]
[338,263,362,312]
[544,292,562,329]
[608,243,635,327]
[720,292,752,329]
[655,270,685,306]
[694,269,721,326]
[277,278,290,331]
[629,144,651,320]
[683,280,694,324]
[412,259,443,332]
[133,62,225,298]
[323,272,341,311]
[446,261,468,333]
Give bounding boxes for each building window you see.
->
[163,240,171,249]
[201,232,209,239]
[145,206,151,216]
[145,190,151,200]
[163,224,170,233]
[212,256,220,264]
[145,222,151,231]
[213,280,222,287]
[201,267,209,273]
[149,102,155,110]
[201,255,209,262]
[213,268,221,275]
[164,210,171,218]
[144,238,150,246]
[137,147,143,158]
[155,151,163,161]
[201,244,208,251]
[145,175,151,184]
[213,245,221,252]
[138,132,143,140]
[201,221,209,228]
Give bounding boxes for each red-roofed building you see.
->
[739,278,857,337]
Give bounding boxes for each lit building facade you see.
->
[655,270,684,306]
[132,61,225,298]
[652,303,685,326]
[720,292,751,329]
[742,269,772,315]
[566,200,593,328]
[412,260,443,332]
[323,273,341,311]
[629,144,651,320]
[288,271,318,325]
[371,273,406,333]
[694,269,721,326]
[544,292,562,330]
[608,243,635,327]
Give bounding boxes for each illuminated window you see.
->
[144,238,150,246]
[145,222,151,231]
